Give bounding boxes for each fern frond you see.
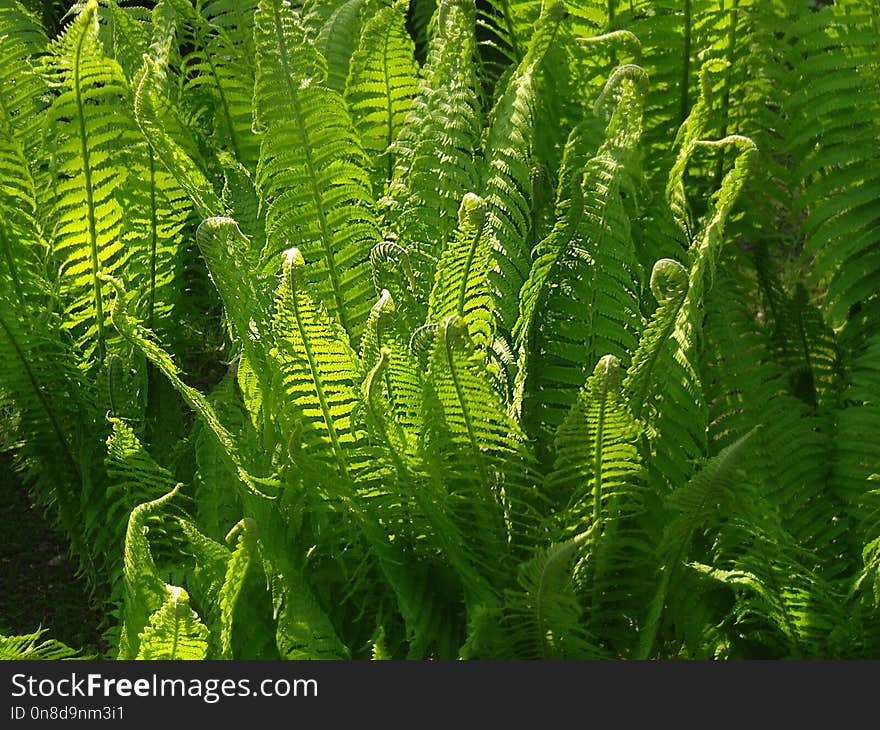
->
[316,0,370,94]
[196,217,273,395]
[515,65,647,448]
[623,257,689,419]
[359,288,422,439]
[134,57,224,219]
[98,417,182,604]
[385,0,481,294]
[548,354,651,650]
[643,133,756,493]
[421,315,537,582]
[548,355,643,530]
[169,0,260,169]
[136,585,210,660]
[42,0,141,361]
[636,427,759,659]
[479,1,563,341]
[0,1,49,160]
[118,483,182,659]
[0,629,86,660]
[502,529,604,659]
[178,516,258,659]
[345,0,420,186]
[427,193,494,351]
[101,274,274,500]
[254,0,379,341]
[269,247,363,475]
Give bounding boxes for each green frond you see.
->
[42,0,142,362]
[359,288,422,440]
[548,355,643,530]
[134,57,225,219]
[196,217,273,393]
[170,0,260,168]
[118,483,182,659]
[190,375,251,541]
[427,193,494,351]
[479,0,564,341]
[502,530,604,659]
[421,315,538,580]
[317,0,370,94]
[101,274,274,500]
[0,1,49,160]
[695,516,854,658]
[218,518,259,659]
[254,0,379,341]
[178,517,259,659]
[101,0,152,82]
[0,629,86,660]
[623,258,689,419]
[269,559,351,659]
[636,427,760,659]
[219,153,267,253]
[98,417,182,603]
[385,0,481,293]
[369,236,424,332]
[345,0,420,186]
[547,355,651,650]
[515,66,647,450]
[512,123,595,418]
[269,247,363,475]
[136,585,210,660]
[786,9,880,326]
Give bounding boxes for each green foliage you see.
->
[0,629,87,660]
[1,0,879,661]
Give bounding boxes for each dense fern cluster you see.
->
[0,0,878,659]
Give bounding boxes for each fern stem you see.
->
[73,12,106,361]
[382,25,395,185]
[455,215,486,319]
[679,0,692,125]
[147,151,157,330]
[713,0,739,187]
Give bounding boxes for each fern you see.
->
[479,0,564,342]
[427,193,494,350]
[384,0,482,299]
[0,629,86,660]
[3,0,878,663]
[254,0,379,340]
[136,585,210,660]
[344,0,420,186]
[516,64,646,452]
[117,483,182,659]
[502,529,604,659]
[42,1,141,362]
[637,427,760,659]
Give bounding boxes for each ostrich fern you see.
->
[0,0,878,660]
